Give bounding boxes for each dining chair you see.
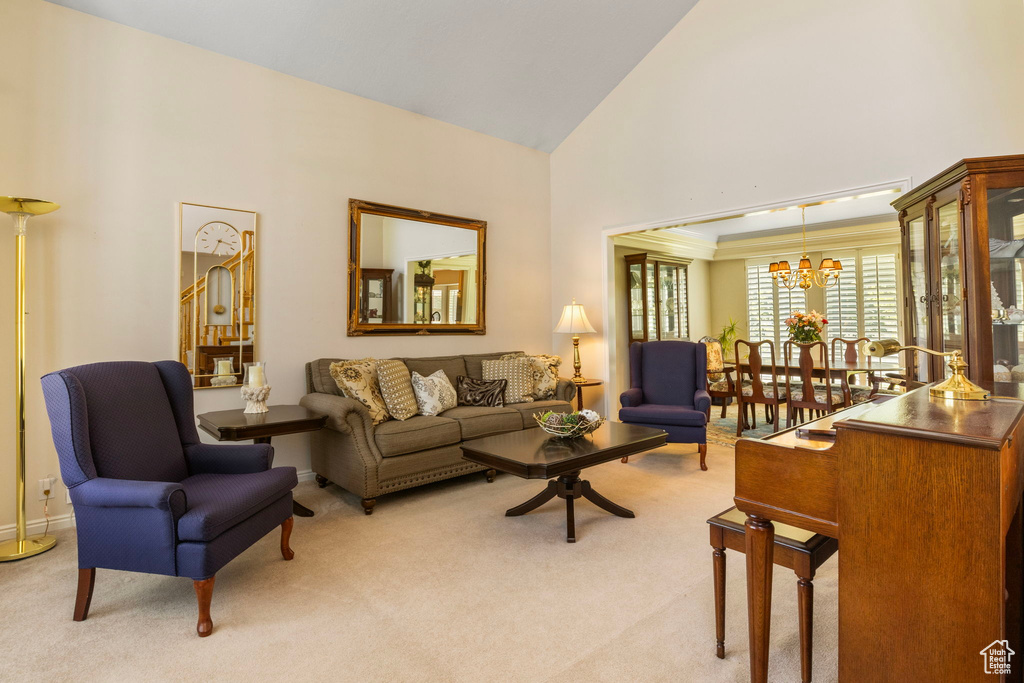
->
[40,360,298,637]
[733,339,786,436]
[699,336,744,419]
[784,340,846,427]
[831,337,905,403]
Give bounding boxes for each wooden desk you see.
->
[735,386,1024,681]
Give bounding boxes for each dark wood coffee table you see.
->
[460,421,667,542]
[197,405,328,518]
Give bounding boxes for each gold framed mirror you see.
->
[348,199,486,335]
[178,202,257,388]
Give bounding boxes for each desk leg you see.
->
[255,436,314,518]
[745,514,775,683]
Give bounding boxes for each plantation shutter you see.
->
[861,252,900,366]
[826,252,860,344]
[746,264,775,344]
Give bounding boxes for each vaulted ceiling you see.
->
[46,0,701,152]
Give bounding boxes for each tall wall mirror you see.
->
[348,199,486,335]
[178,202,257,388]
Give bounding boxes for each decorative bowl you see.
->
[534,410,605,438]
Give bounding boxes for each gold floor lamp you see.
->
[0,197,59,561]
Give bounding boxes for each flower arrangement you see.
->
[534,409,605,438]
[785,310,828,343]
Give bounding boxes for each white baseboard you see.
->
[0,469,314,541]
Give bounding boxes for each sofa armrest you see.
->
[72,477,185,512]
[299,393,372,434]
[184,442,274,475]
[554,379,577,403]
[694,389,711,414]
[620,388,642,407]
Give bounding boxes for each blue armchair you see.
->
[618,341,710,470]
[40,360,298,637]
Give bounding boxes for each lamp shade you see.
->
[554,299,596,334]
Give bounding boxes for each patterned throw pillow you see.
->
[329,359,391,425]
[410,370,458,416]
[376,359,419,421]
[500,353,561,399]
[700,337,725,382]
[456,376,507,407]
[482,357,534,404]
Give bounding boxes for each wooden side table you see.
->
[572,379,603,411]
[197,405,328,518]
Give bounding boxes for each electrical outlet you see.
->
[37,477,57,501]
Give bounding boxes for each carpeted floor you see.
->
[0,442,837,682]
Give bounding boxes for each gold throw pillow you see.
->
[329,359,390,425]
[376,359,419,421]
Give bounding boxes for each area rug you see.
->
[706,401,781,446]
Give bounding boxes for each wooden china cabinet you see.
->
[624,252,689,345]
[894,154,1024,383]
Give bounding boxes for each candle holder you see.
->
[241,361,271,413]
[210,356,238,387]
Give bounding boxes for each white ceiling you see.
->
[665,189,903,241]
[46,0,700,152]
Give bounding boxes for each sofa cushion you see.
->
[440,406,522,439]
[463,352,523,379]
[501,353,562,400]
[511,399,574,428]
[456,375,506,407]
[309,358,346,396]
[619,404,707,427]
[177,468,298,542]
[482,357,534,404]
[374,415,461,457]
[403,356,467,388]
[377,359,419,420]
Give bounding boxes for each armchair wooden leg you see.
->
[73,567,95,622]
[621,455,629,463]
[485,469,496,483]
[698,443,708,471]
[281,516,295,561]
[194,576,215,637]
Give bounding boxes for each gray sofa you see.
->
[301,352,576,514]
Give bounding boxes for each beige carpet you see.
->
[0,443,837,682]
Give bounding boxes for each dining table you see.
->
[723,354,904,384]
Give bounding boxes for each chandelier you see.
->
[769,207,842,290]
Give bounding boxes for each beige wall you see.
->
[0,0,552,532]
[551,0,1024,413]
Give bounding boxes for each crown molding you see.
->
[612,230,717,260]
[713,218,900,261]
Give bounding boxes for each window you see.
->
[746,263,806,347]
[825,249,901,365]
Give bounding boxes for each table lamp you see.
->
[865,339,989,401]
[554,298,596,383]
[0,197,60,561]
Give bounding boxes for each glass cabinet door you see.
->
[646,263,658,341]
[658,263,681,339]
[906,216,930,381]
[988,185,1024,375]
[935,200,964,376]
[628,262,645,341]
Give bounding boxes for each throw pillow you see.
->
[700,337,725,382]
[500,353,562,399]
[482,357,534,404]
[456,376,507,407]
[376,359,419,421]
[329,359,391,425]
[410,369,458,416]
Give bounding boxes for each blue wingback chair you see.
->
[40,360,298,637]
[618,341,710,470]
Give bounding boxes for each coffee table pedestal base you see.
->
[505,471,634,543]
